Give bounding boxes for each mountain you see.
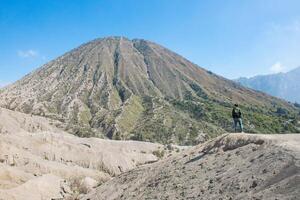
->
[82,133,300,200]
[0,37,299,145]
[236,67,300,104]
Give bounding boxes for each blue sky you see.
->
[1,0,300,86]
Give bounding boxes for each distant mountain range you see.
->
[236,67,300,103]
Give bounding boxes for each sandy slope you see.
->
[0,108,170,200]
[82,133,300,200]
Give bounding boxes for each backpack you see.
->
[232,107,241,118]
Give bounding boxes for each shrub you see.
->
[152,150,165,159]
[276,107,288,116]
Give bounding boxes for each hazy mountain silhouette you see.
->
[236,67,300,103]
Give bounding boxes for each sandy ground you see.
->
[0,108,172,200]
[1,107,299,200]
[82,133,300,200]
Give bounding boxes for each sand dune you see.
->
[0,108,171,200]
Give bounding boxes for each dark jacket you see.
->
[232,107,241,118]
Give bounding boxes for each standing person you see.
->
[232,104,243,133]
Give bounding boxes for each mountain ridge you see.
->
[236,67,300,103]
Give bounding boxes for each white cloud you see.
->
[17,50,39,58]
[270,62,285,73]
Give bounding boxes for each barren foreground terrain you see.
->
[0,107,299,200]
[83,133,300,200]
[0,108,173,200]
